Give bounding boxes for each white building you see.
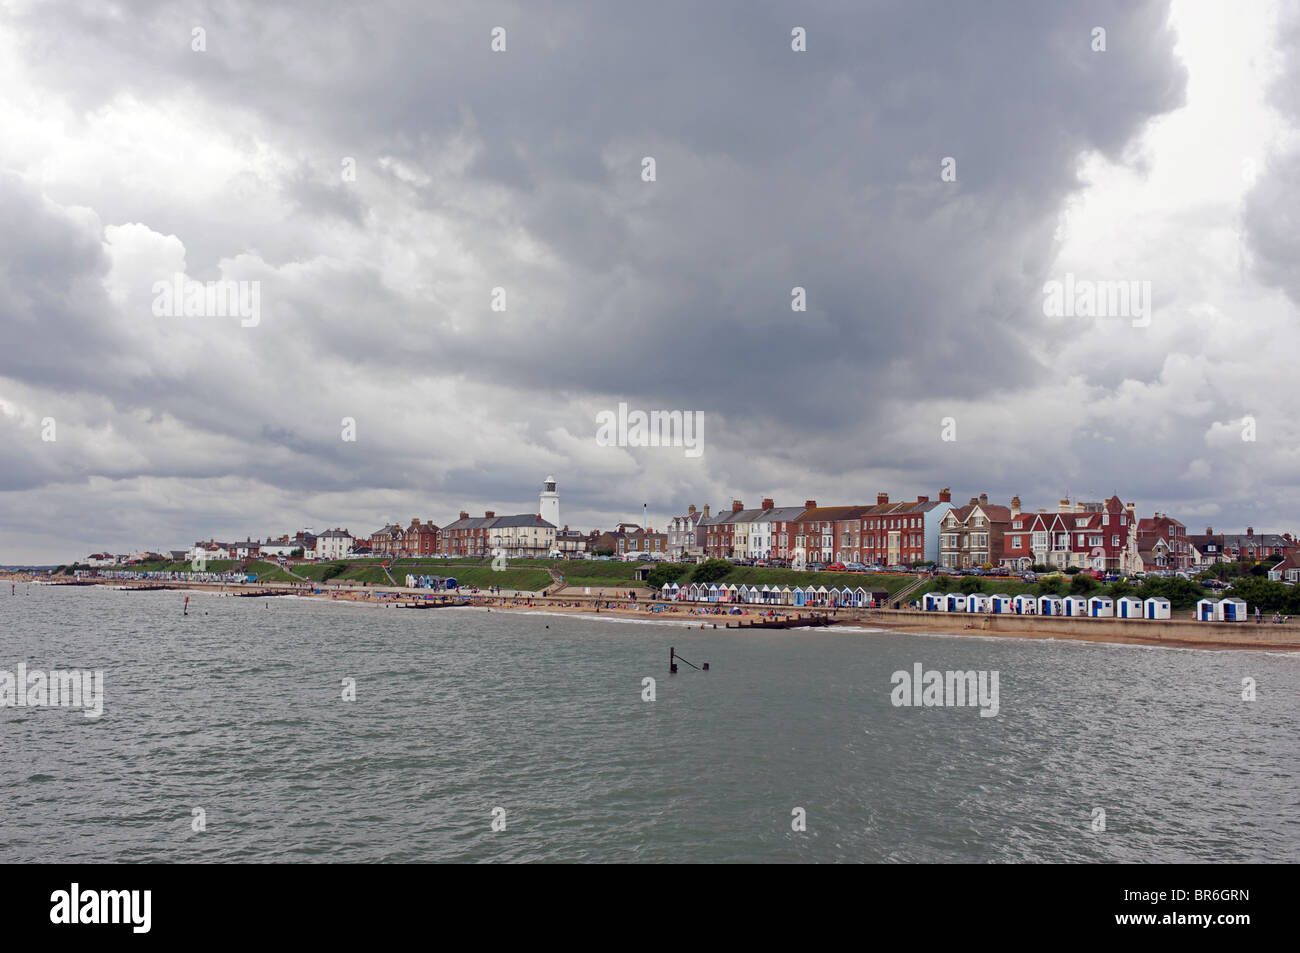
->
[314,529,354,560]
[539,475,559,529]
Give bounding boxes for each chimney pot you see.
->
[979,493,988,505]
[939,489,951,503]
[877,492,889,505]
[485,511,495,519]
[969,497,978,506]
[732,500,744,512]
[917,495,929,503]
[762,498,774,510]
[805,500,817,509]
[459,511,468,520]
[688,504,696,514]
[1247,526,1254,536]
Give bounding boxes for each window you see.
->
[1011,536,1022,548]
[1112,535,1119,547]
[1012,521,1023,530]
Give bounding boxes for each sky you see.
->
[1,0,1298,563]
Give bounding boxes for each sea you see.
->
[1,583,1296,863]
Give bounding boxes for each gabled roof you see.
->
[797,505,870,522]
[487,514,556,529]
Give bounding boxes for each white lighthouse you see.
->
[540,474,559,527]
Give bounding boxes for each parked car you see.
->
[808,562,826,572]
[827,562,847,572]
[844,562,868,572]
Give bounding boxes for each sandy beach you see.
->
[10,572,1300,652]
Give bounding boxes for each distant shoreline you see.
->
[10,572,1300,652]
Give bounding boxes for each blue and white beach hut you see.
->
[1144,596,1170,620]
[1062,595,1088,617]
[967,594,990,614]
[1013,594,1037,614]
[990,594,1013,614]
[1116,596,1143,618]
[1038,595,1063,616]
[1219,597,1247,621]
[793,586,807,607]
[943,593,967,613]
[1196,598,1218,621]
[924,592,945,612]
[1088,595,1114,617]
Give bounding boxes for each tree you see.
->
[932,575,953,593]
[647,563,689,589]
[1225,575,1297,613]
[1068,573,1098,594]
[690,558,732,584]
[958,576,985,594]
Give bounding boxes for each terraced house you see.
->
[1000,495,1138,571]
[666,504,706,560]
[790,503,870,565]
[937,495,1012,569]
[851,490,950,566]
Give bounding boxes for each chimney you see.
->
[688,504,696,514]
[1247,526,1254,536]
[485,511,495,519]
[805,500,817,509]
[877,492,889,505]
[939,488,951,503]
[1011,495,1021,516]
[917,495,929,503]
[412,518,420,526]
[459,511,468,520]
[1206,526,1213,536]
[703,505,710,517]
[732,500,744,513]
[969,497,978,506]
[979,493,988,506]
[1059,499,1070,509]
[762,498,774,510]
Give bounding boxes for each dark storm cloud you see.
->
[0,0,1223,560]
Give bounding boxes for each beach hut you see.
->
[943,593,967,613]
[923,592,945,612]
[853,586,869,608]
[1219,597,1248,622]
[751,585,765,605]
[1197,598,1218,621]
[990,594,1013,614]
[707,584,720,603]
[1117,596,1143,619]
[1038,595,1063,616]
[1144,597,1171,620]
[660,583,673,598]
[967,594,990,614]
[815,585,830,607]
[839,586,854,607]
[1088,595,1114,618]
[1013,594,1037,615]
[779,585,793,606]
[1062,595,1088,617]
[793,586,808,607]
[669,582,681,600]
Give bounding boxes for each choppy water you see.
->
[1,584,1296,862]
